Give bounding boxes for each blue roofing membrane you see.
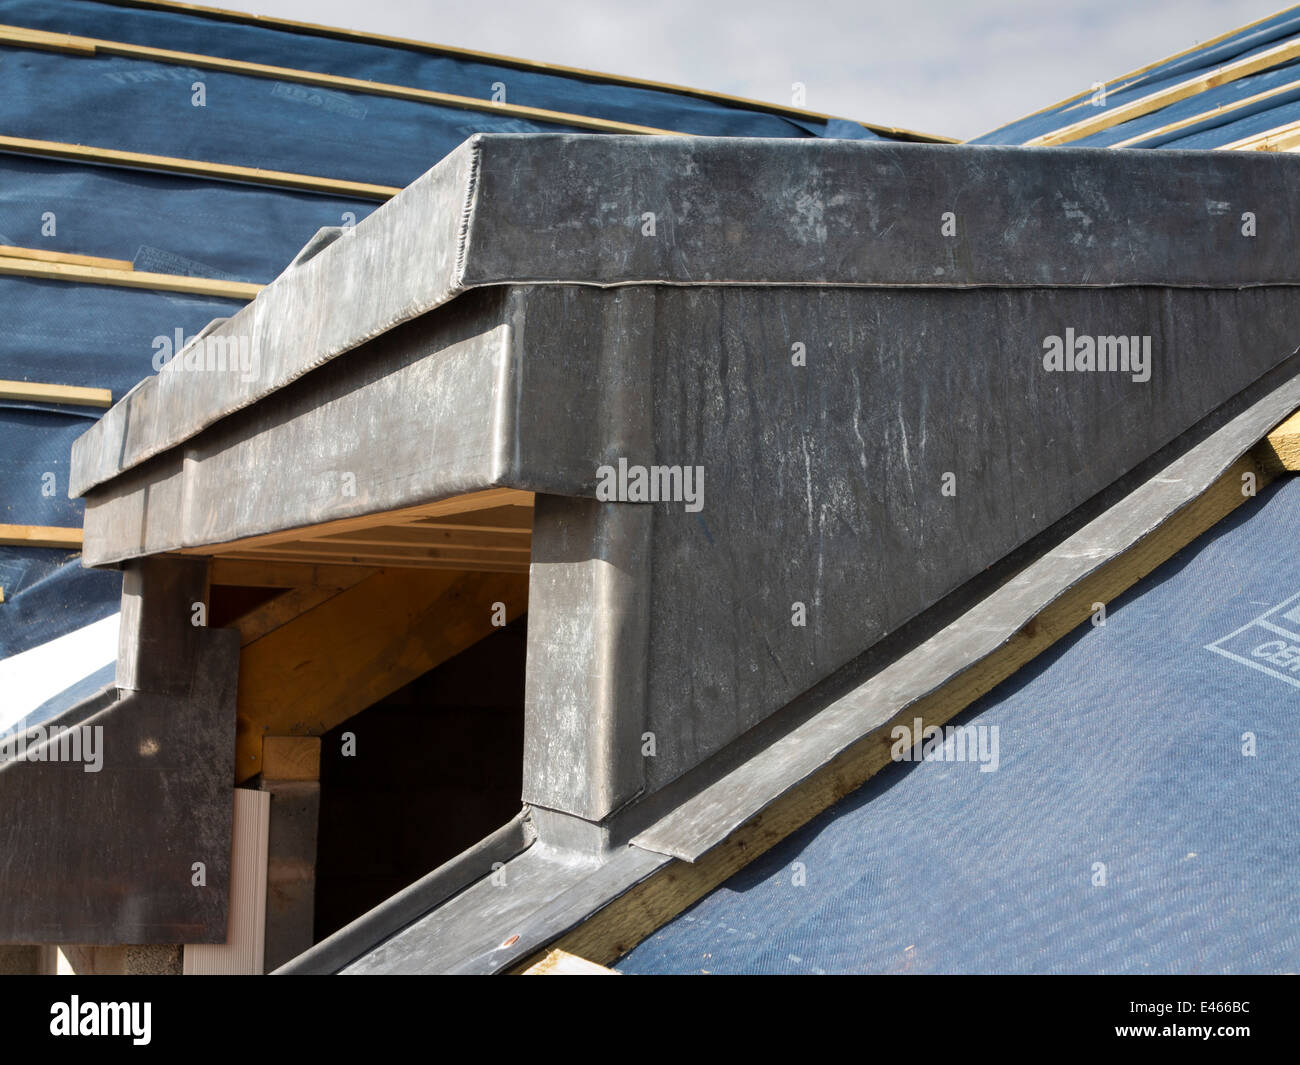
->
[0,0,873,142]
[0,0,890,664]
[973,6,1300,147]
[619,476,1300,975]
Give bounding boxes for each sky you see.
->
[207,0,1283,140]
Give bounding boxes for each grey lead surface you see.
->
[60,135,1300,965]
[71,135,1300,498]
[633,367,1300,861]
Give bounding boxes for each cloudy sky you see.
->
[213,0,1278,140]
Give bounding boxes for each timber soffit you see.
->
[180,490,535,576]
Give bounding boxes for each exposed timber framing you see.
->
[233,566,529,782]
[183,489,533,573]
[261,736,322,782]
[231,578,372,646]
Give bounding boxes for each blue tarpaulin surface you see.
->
[2,278,247,394]
[619,476,1300,974]
[973,7,1300,147]
[0,44,599,190]
[0,0,898,664]
[0,0,879,142]
[0,154,376,283]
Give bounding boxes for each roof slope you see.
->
[618,475,1300,974]
[973,5,1300,149]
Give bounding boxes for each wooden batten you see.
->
[0,523,83,548]
[0,379,112,408]
[1028,36,1300,146]
[0,133,400,200]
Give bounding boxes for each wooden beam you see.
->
[262,736,322,782]
[0,244,133,271]
[232,580,369,646]
[180,489,533,555]
[517,446,1282,969]
[222,552,530,574]
[522,949,618,975]
[0,254,260,300]
[0,379,112,408]
[1257,409,1300,474]
[417,506,534,533]
[0,524,82,549]
[0,134,400,200]
[208,558,380,588]
[234,567,528,782]
[243,540,529,562]
[315,526,531,550]
[1027,36,1300,146]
